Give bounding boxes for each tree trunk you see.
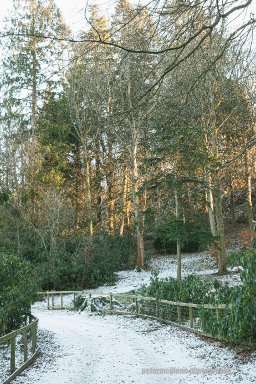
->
[213,174,227,274]
[30,0,37,137]
[175,187,181,281]
[109,197,115,232]
[205,173,218,237]
[132,142,144,268]
[229,177,236,227]
[120,167,128,236]
[126,199,131,230]
[95,139,102,225]
[245,150,253,229]
[107,140,115,232]
[86,157,93,237]
[74,144,83,229]
[126,65,144,267]
[210,118,226,274]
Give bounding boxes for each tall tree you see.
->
[0,0,69,199]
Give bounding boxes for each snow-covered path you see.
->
[14,309,172,384]
[13,307,256,384]
[12,253,256,384]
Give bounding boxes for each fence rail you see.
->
[0,315,39,384]
[39,291,231,340]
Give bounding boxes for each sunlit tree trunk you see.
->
[85,157,93,237]
[95,139,102,225]
[107,140,115,232]
[74,144,83,229]
[30,0,37,137]
[210,113,226,274]
[245,149,253,229]
[175,186,182,281]
[205,173,218,237]
[132,140,144,268]
[229,176,236,227]
[120,167,128,236]
[213,172,227,274]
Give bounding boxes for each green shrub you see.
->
[153,219,213,254]
[36,233,137,290]
[0,253,37,334]
[222,250,256,344]
[139,263,256,344]
[139,274,234,338]
[139,274,232,304]
[0,203,137,292]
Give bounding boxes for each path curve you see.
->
[12,307,256,384]
[13,309,168,384]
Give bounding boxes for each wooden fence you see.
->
[37,290,84,310]
[39,291,231,339]
[0,315,39,384]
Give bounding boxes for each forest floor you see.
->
[12,250,256,384]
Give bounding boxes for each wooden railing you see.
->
[0,315,39,384]
[39,291,230,339]
[39,291,84,310]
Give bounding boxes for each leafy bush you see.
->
[0,204,137,291]
[223,249,256,344]
[0,253,37,334]
[35,233,137,290]
[153,219,213,254]
[139,274,232,304]
[139,274,235,339]
[140,259,256,344]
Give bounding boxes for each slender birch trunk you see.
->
[213,173,227,274]
[30,0,37,137]
[106,89,115,232]
[127,67,144,268]
[132,141,144,268]
[85,157,93,237]
[107,140,115,232]
[229,176,236,227]
[245,150,253,229]
[126,200,131,230]
[205,173,218,237]
[74,144,83,229]
[120,167,128,236]
[95,139,102,225]
[175,187,182,281]
[210,118,226,274]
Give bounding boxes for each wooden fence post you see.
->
[10,335,16,373]
[60,293,63,309]
[177,305,182,324]
[110,294,113,310]
[216,305,220,337]
[189,306,193,328]
[89,294,92,312]
[0,316,39,382]
[47,292,50,309]
[23,331,28,362]
[155,299,159,318]
[216,306,219,322]
[135,297,138,315]
[31,323,37,354]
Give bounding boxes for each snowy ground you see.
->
[93,251,242,293]
[11,252,255,384]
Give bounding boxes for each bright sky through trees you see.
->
[0,0,255,37]
[0,0,120,32]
